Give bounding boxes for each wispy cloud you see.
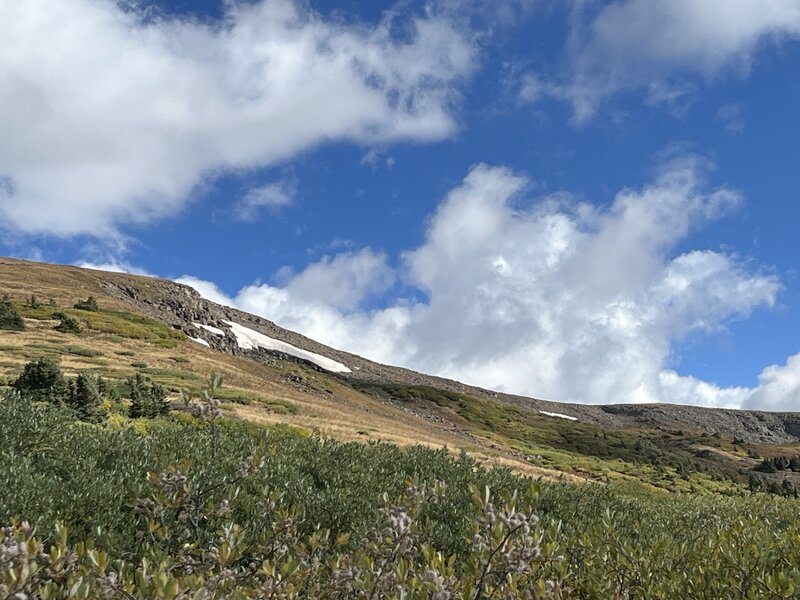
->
[715,102,746,133]
[360,147,396,170]
[519,0,800,124]
[233,179,297,222]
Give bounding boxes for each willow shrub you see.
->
[0,389,798,598]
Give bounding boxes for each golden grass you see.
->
[0,257,573,478]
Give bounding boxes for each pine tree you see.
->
[73,296,99,311]
[754,457,777,473]
[13,357,69,403]
[53,312,81,334]
[128,374,169,418]
[98,377,121,403]
[68,372,105,422]
[0,297,25,331]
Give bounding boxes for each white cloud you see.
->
[0,0,476,238]
[744,353,800,411]
[522,0,800,123]
[233,180,296,222]
[658,371,750,410]
[76,260,153,277]
[715,102,746,133]
[180,156,792,409]
[174,275,234,307]
[360,147,396,170]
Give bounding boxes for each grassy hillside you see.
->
[1,258,800,597]
[1,257,800,495]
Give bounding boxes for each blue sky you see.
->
[2,0,800,410]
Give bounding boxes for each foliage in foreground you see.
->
[0,389,799,598]
[11,357,169,422]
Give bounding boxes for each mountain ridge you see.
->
[3,255,796,445]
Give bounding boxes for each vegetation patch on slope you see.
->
[16,300,185,347]
[1,388,799,598]
[354,383,768,494]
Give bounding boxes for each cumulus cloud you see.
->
[744,353,800,411]
[522,0,800,123]
[180,156,791,409]
[0,0,475,238]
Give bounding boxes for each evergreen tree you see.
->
[68,371,105,422]
[754,458,777,473]
[0,297,25,331]
[98,377,121,403]
[12,357,69,403]
[73,296,99,311]
[128,374,169,418]
[53,312,81,334]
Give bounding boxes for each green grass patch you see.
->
[356,383,746,492]
[64,345,103,358]
[215,387,299,415]
[73,357,109,366]
[16,304,185,347]
[140,367,199,381]
[16,304,61,320]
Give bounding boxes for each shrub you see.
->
[2,386,800,598]
[0,297,25,331]
[73,296,99,311]
[128,373,169,418]
[12,357,69,403]
[53,312,81,334]
[65,345,102,358]
[754,454,800,474]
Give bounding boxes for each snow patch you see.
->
[190,336,210,347]
[194,323,225,336]
[539,410,578,421]
[222,320,351,374]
